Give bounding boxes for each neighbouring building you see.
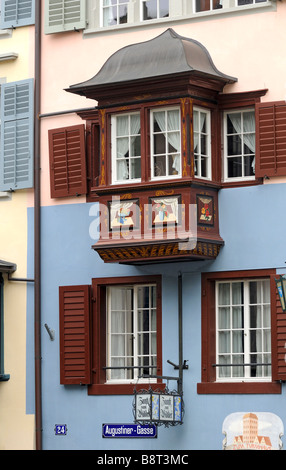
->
[2,0,286,451]
[0,0,36,450]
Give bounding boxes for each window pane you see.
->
[218,283,230,305]
[227,135,242,156]
[232,282,243,305]
[154,133,166,155]
[228,157,242,178]
[131,158,141,179]
[218,307,230,329]
[250,305,262,328]
[103,0,129,26]
[225,110,255,180]
[233,306,243,329]
[233,331,244,353]
[113,113,141,182]
[154,155,166,177]
[142,0,169,20]
[218,331,230,353]
[167,109,180,131]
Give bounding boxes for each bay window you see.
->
[224,109,256,182]
[151,107,181,179]
[193,107,211,180]
[111,112,141,184]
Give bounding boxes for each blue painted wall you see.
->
[26,183,286,450]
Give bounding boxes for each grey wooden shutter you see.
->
[0,79,34,191]
[1,0,35,29]
[44,0,86,34]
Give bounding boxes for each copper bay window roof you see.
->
[67,28,237,99]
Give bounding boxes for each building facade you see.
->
[0,1,36,450]
[2,0,286,451]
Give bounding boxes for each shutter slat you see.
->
[59,285,91,385]
[271,275,286,382]
[256,101,286,178]
[49,124,87,198]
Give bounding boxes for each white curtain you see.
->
[116,114,140,180]
[109,287,133,380]
[228,112,255,170]
[154,110,181,172]
[193,110,208,175]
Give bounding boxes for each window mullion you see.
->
[244,281,251,378]
[133,286,138,378]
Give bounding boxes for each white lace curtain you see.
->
[153,110,181,172]
[228,112,255,170]
[116,114,140,180]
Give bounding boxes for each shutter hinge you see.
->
[92,297,96,303]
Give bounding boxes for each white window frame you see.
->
[106,284,157,384]
[140,0,170,21]
[111,112,141,185]
[215,279,271,383]
[193,106,211,180]
[100,0,130,27]
[223,108,256,183]
[150,106,181,181]
[193,0,267,14]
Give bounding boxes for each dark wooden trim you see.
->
[89,275,163,396]
[197,382,281,394]
[88,382,166,396]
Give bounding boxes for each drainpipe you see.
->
[34,0,42,450]
[178,272,183,395]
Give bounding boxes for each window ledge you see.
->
[197,381,281,394]
[0,29,12,39]
[84,2,276,38]
[0,374,10,382]
[0,52,18,62]
[88,382,166,396]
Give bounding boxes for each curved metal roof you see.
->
[68,28,237,96]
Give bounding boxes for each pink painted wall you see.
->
[39,1,286,206]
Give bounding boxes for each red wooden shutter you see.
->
[49,124,87,198]
[59,285,91,385]
[271,274,286,382]
[256,101,286,178]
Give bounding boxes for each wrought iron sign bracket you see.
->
[167,359,189,370]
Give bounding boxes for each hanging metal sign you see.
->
[133,389,183,427]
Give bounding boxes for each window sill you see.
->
[0,374,10,382]
[197,381,281,394]
[83,2,276,38]
[221,177,262,188]
[88,382,165,396]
